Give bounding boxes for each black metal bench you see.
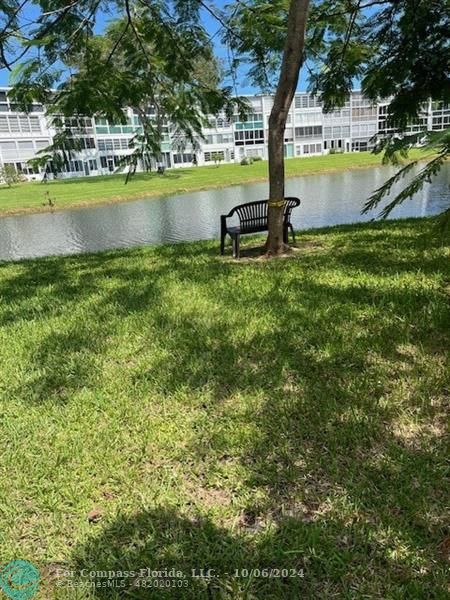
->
[220,197,301,258]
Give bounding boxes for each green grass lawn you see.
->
[0,150,428,216]
[0,217,449,599]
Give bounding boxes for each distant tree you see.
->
[212,152,222,167]
[0,163,25,186]
[27,125,85,179]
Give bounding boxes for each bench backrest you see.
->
[231,197,300,232]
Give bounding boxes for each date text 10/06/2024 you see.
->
[191,568,305,579]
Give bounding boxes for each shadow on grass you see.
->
[66,508,332,598]
[1,218,449,597]
[68,492,447,599]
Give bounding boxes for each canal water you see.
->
[0,163,449,261]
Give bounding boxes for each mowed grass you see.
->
[0,149,429,216]
[0,217,449,599]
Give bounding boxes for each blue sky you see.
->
[0,1,310,93]
[198,1,310,93]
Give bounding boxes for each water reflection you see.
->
[0,163,448,261]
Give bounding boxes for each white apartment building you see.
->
[0,88,447,180]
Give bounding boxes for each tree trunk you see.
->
[266,0,310,256]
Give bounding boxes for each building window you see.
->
[352,140,369,152]
[216,117,231,128]
[0,141,16,151]
[351,106,377,120]
[212,133,232,143]
[35,139,49,150]
[294,95,321,109]
[8,116,20,132]
[204,151,225,162]
[324,126,350,139]
[295,126,322,138]
[173,153,193,164]
[17,140,34,150]
[98,137,132,151]
[67,160,83,172]
[19,117,31,132]
[234,113,264,130]
[234,129,264,145]
[302,143,322,155]
[29,116,41,132]
[75,137,96,149]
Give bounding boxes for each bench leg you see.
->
[220,232,226,255]
[232,234,240,259]
[290,224,296,244]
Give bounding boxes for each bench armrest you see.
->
[220,206,238,237]
[221,205,238,220]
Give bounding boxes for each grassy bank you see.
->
[0,217,448,598]
[0,150,428,216]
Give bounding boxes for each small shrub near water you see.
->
[241,156,262,165]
